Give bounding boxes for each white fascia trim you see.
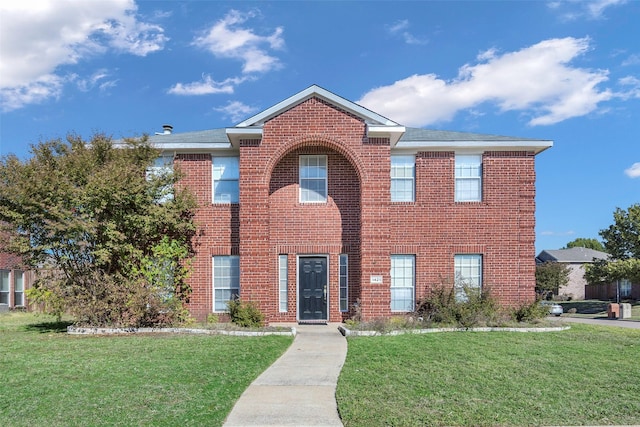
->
[394,140,553,154]
[151,143,232,151]
[368,125,406,146]
[235,85,399,128]
[225,127,263,148]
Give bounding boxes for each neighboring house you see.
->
[137,85,552,323]
[535,247,610,300]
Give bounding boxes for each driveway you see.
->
[551,316,640,329]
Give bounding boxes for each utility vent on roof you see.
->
[155,124,173,135]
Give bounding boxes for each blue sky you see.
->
[1,0,638,253]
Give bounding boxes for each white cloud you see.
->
[540,230,576,236]
[358,37,615,127]
[0,0,167,111]
[621,53,640,67]
[168,75,248,96]
[75,69,118,93]
[214,101,259,123]
[193,10,284,74]
[386,19,427,45]
[625,162,640,178]
[586,0,627,19]
[549,0,628,20]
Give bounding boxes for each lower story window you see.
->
[14,271,24,306]
[279,255,288,312]
[339,254,348,312]
[454,254,482,302]
[213,256,240,312]
[390,255,415,312]
[620,279,632,298]
[0,270,9,305]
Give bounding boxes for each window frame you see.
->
[339,254,348,312]
[620,279,632,298]
[13,270,24,307]
[212,156,240,204]
[0,270,9,305]
[391,155,415,202]
[454,254,483,302]
[299,154,328,203]
[279,255,288,313]
[390,255,415,312]
[455,154,482,202]
[212,256,240,312]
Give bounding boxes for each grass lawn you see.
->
[560,300,640,320]
[0,312,292,427]
[336,323,640,427]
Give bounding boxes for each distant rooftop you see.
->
[536,247,610,263]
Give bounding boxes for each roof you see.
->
[126,85,553,153]
[536,247,610,264]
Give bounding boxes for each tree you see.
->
[535,262,570,299]
[0,133,197,327]
[564,237,605,252]
[585,204,640,285]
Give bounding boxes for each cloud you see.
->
[168,75,248,96]
[540,230,576,236]
[549,0,628,20]
[586,0,627,19]
[0,0,167,111]
[358,37,616,127]
[213,101,259,123]
[621,53,640,67]
[193,10,284,74]
[75,69,118,93]
[386,19,428,45]
[625,162,640,178]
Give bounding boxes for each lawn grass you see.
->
[560,300,640,320]
[336,323,640,427]
[0,312,293,426]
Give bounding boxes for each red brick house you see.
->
[146,85,552,323]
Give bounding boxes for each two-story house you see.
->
[145,85,552,323]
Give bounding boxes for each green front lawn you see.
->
[337,324,640,426]
[0,312,292,426]
[560,300,640,320]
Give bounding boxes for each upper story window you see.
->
[455,154,482,202]
[213,156,239,203]
[391,155,415,202]
[299,155,327,203]
[147,154,174,202]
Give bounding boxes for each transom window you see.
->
[213,256,240,312]
[454,254,482,302]
[391,155,415,202]
[213,156,240,203]
[455,154,482,202]
[339,254,348,312]
[299,155,327,203]
[279,255,288,312]
[390,255,415,312]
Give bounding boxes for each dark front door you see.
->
[299,257,328,321]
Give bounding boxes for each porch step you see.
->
[297,320,328,325]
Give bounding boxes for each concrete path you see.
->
[223,323,347,427]
[551,316,640,329]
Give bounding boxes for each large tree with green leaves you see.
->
[564,237,605,252]
[0,133,197,326]
[535,262,570,299]
[585,204,640,285]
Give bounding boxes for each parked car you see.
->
[540,301,563,316]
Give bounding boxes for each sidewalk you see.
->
[223,323,347,426]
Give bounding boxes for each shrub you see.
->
[227,298,265,328]
[511,299,549,322]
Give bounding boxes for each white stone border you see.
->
[338,325,570,336]
[67,326,296,337]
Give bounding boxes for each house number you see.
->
[370,275,383,284]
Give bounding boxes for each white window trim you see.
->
[391,155,415,202]
[455,154,482,202]
[212,256,240,312]
[390,255,415,312]
[299,155,328,203]
[212,156,240,204]
[279,255,288,313]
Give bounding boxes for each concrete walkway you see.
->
[551,316,640,329]
[223,323,347,427]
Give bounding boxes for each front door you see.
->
[298,257,328,321]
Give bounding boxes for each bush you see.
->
[227,298,265,328]
[415,284,505,328]
[511,299,549,322]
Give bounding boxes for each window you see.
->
[391,155,415,202]
[213,256,240,312]
[455,154,482,202]
[0,270,9,305]
[279,255,288,312]
[213,156,239,203]
[147,154,174,202]
[339,254,348,312]
[14,271,24,306]
[390,255,415,311]
[620,279,632,298]
[299,155,327,203]
[454,254,482,302]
